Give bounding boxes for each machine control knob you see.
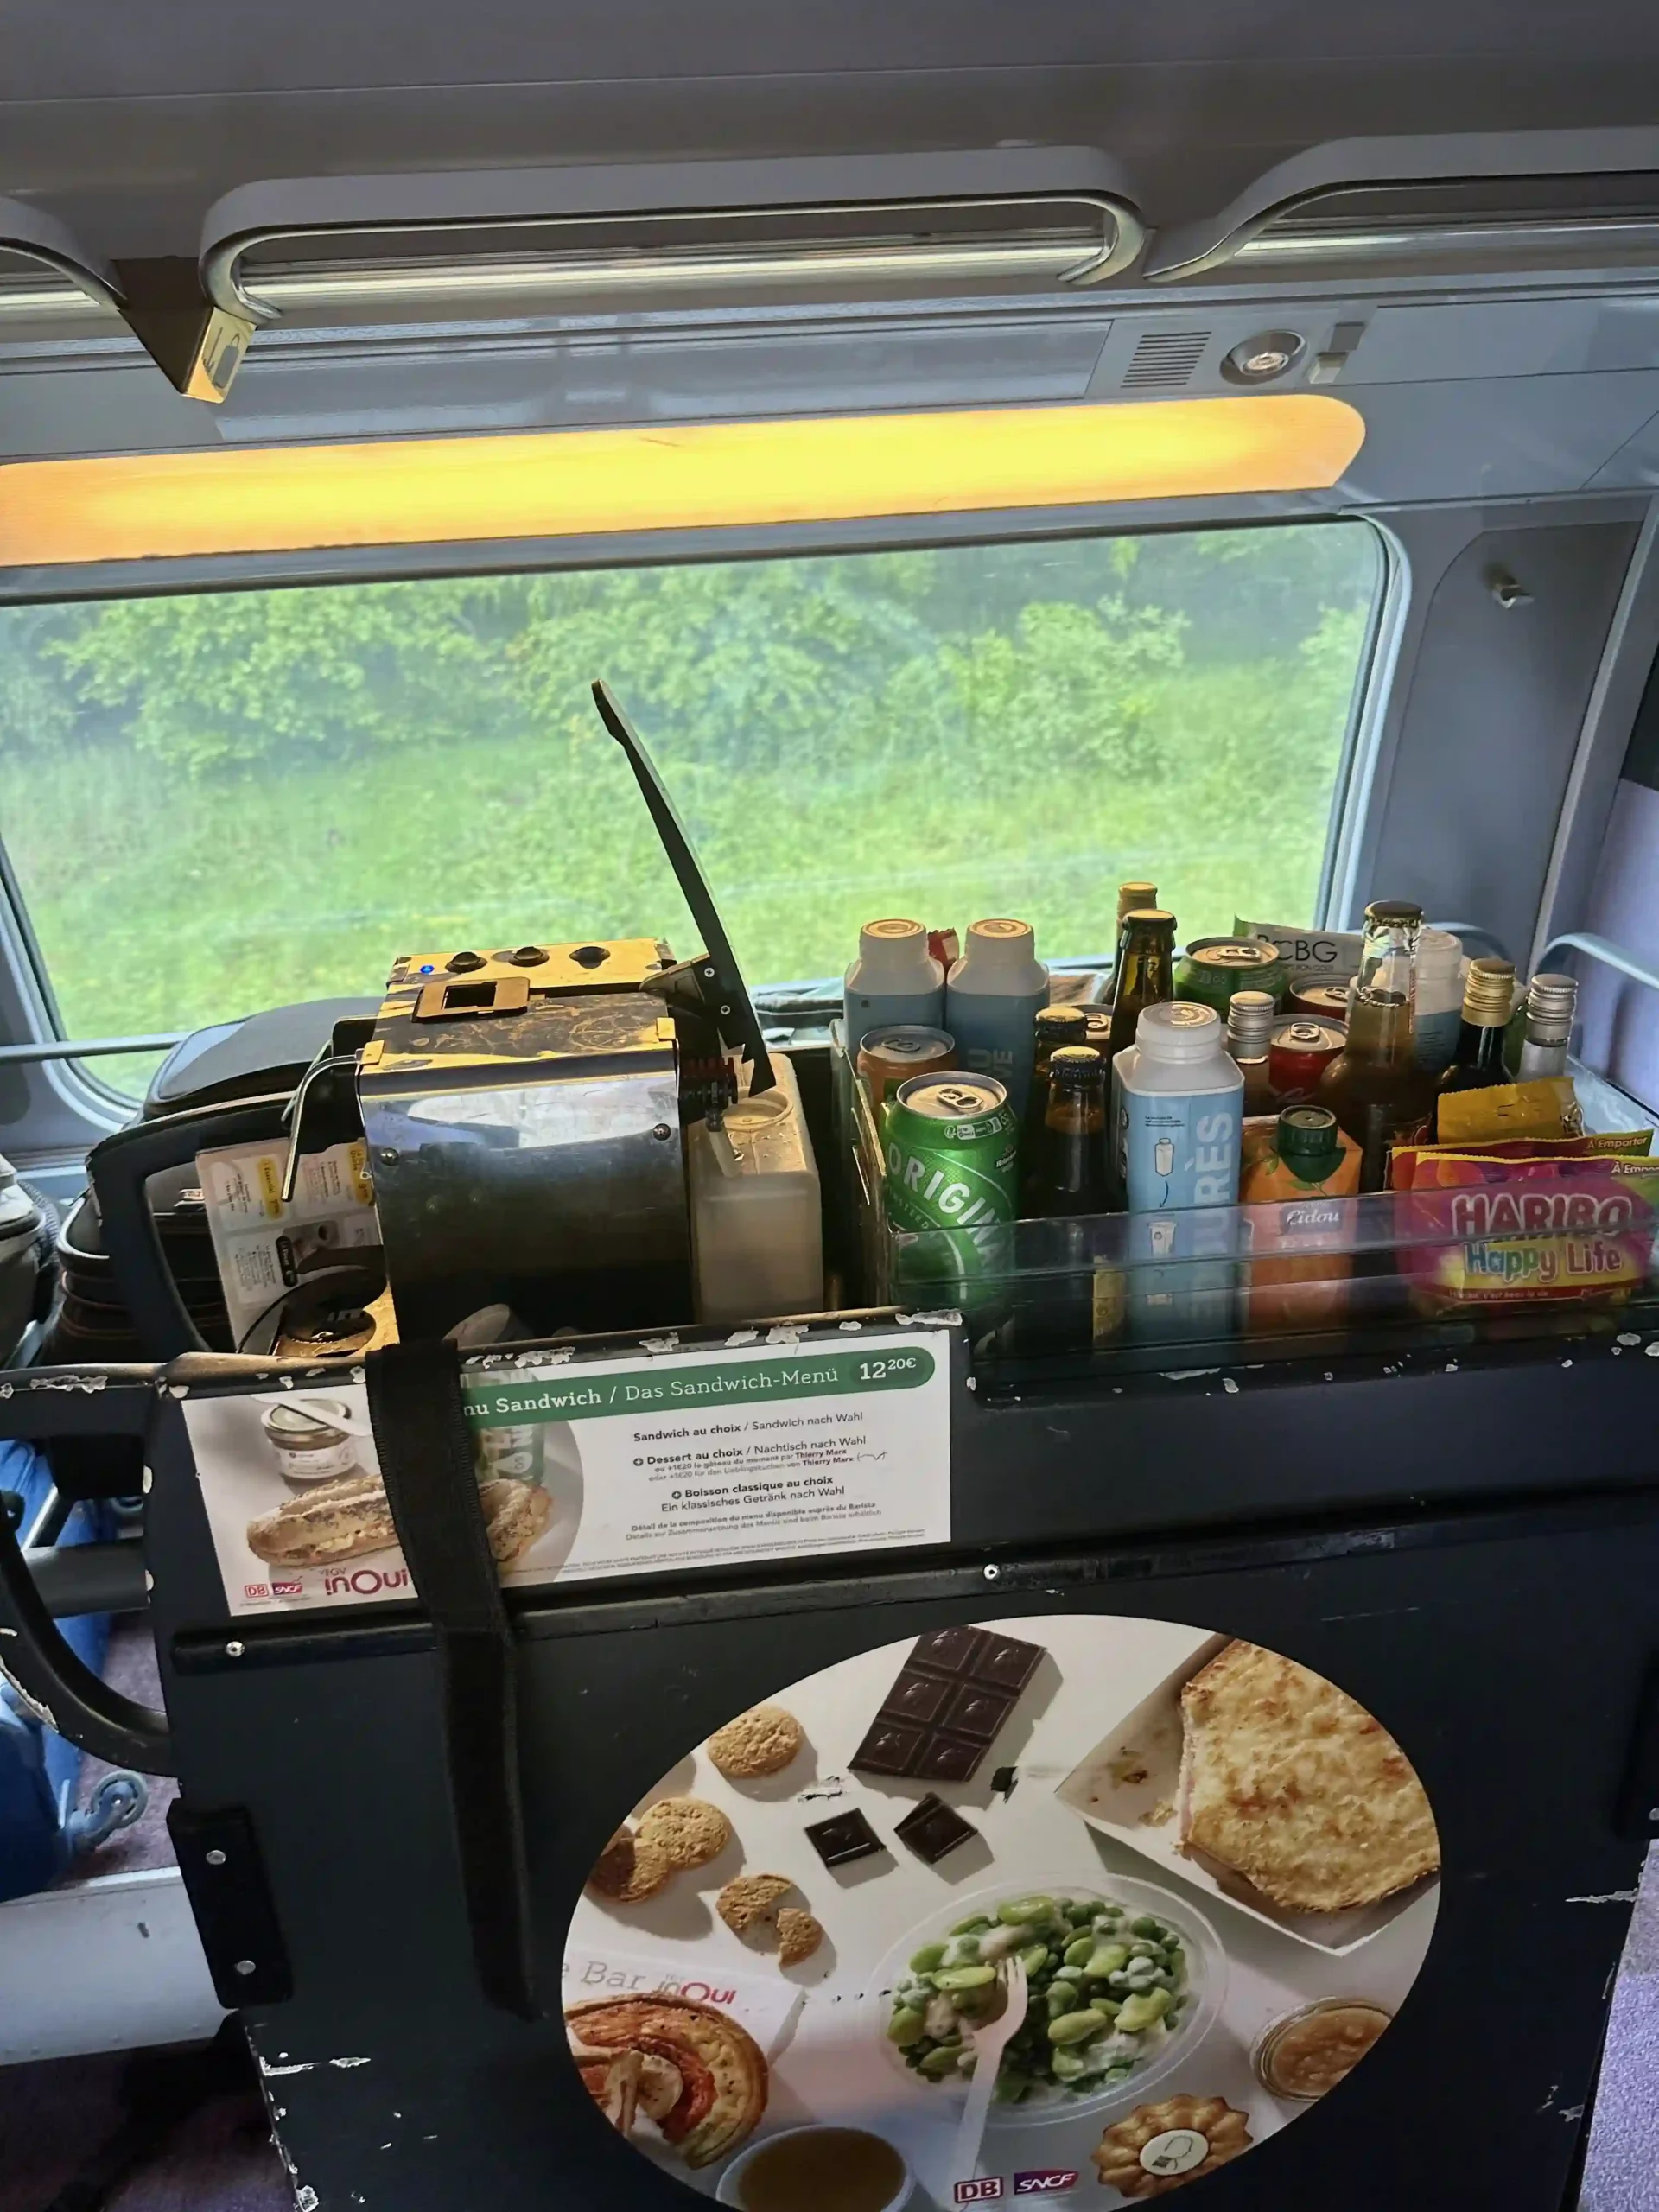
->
[506,945,550,967]
[569,944,611,969]
[446,950,486,973]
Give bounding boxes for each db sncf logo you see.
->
[270,1580,304,1599]
[1014,2174,1078,2196]
[954,2182,1004,2204]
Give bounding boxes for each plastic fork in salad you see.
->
[951,1955,1029,2184]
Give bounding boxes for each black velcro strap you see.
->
[365,1340,538,2019]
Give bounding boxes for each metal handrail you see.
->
[0,1033,182,1066]
[1429,918,1512,962]
[1538,931,1659,1000]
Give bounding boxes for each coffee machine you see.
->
[87,684,777,1354]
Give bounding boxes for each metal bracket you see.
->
[111,256,254,404]
[168,1802,294,2007]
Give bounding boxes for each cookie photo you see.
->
[587,1825,674,1904]
[716,1874,795,1936]
[775,1908,824,1967]
[637,1796,734,1872]
[587,1827,638,1900]
[707,1705,805,1782]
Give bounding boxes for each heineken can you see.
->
[885,1074,1020,1325]
[1174,936,1290,1016]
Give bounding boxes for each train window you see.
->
[0,521,1382,1096]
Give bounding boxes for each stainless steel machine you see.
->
[86,683,775,1356]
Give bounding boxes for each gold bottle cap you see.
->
[1462,957,1516,1024]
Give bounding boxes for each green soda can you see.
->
[1174,936,1290,1016]
[885,1074,1020,1323]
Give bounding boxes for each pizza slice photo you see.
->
[565,1995,769,2171]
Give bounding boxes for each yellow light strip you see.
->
[0,397,1364,568]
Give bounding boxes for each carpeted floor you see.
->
[0,2027,290,2212]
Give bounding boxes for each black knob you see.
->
[446,950,486,973]
[506,945,550,968]
[569,944,611,969]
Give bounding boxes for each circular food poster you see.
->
[561,1617,1440,2209]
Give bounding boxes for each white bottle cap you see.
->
[1136,1000,1224,1060]
[854,919,939,991]
[953,918,1041,988]
[1415,928,1463,982]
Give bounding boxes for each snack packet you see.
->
[1394,1147,1659,1312]
[1390,1129,1654,1182]
[1433,1077,1581,1147]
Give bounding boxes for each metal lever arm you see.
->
[591,679,774,1096]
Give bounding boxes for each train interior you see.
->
[3,5,1659,2209]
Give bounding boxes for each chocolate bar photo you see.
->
[850,1626,1044,1784]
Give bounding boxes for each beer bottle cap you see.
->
[1035,1005,1090,1041]
[1364,899,1425,929]
[1124,908,1176,932]
[1278,1104,1340,1160]
[1049,1045,1103,1086]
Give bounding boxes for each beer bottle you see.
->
[1316,900,1437,1192]
[1022,1005,1090,1205]
[1027,1046,1111,1217]
[1435,959,1516,1128]
[1116,880,1158,933]
[1107,909,1178,1063]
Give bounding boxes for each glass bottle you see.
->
[1107,908,1178,1063]
[1225,989,1277,1117]
[1116,880,1159,934]
[1516,972,1579,1082]
[1021,1005,1090,1206]
[1317,900,1437,1192]
[1027,1046,1111,1218]
[1435,959,1517,1126]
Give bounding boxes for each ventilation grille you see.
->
[1122,328,1211,390]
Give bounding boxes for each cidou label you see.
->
[1121,1087,1240,1210]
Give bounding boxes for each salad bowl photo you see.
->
[867,1875,1225,2128]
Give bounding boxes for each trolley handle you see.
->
[0,1367,175,1774]
[88,1095,294,1359]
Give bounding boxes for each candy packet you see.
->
[1393,1147,1659,1311]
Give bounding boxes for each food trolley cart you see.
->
[2,1189,1656,2212]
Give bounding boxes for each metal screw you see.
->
[652,1123,673,1141]
[234,1958,257,1977]
[378,1149,399,1166]
[205,1848,226,1867]
[983,1563,1000,1581]
[226,1641,245,1658]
